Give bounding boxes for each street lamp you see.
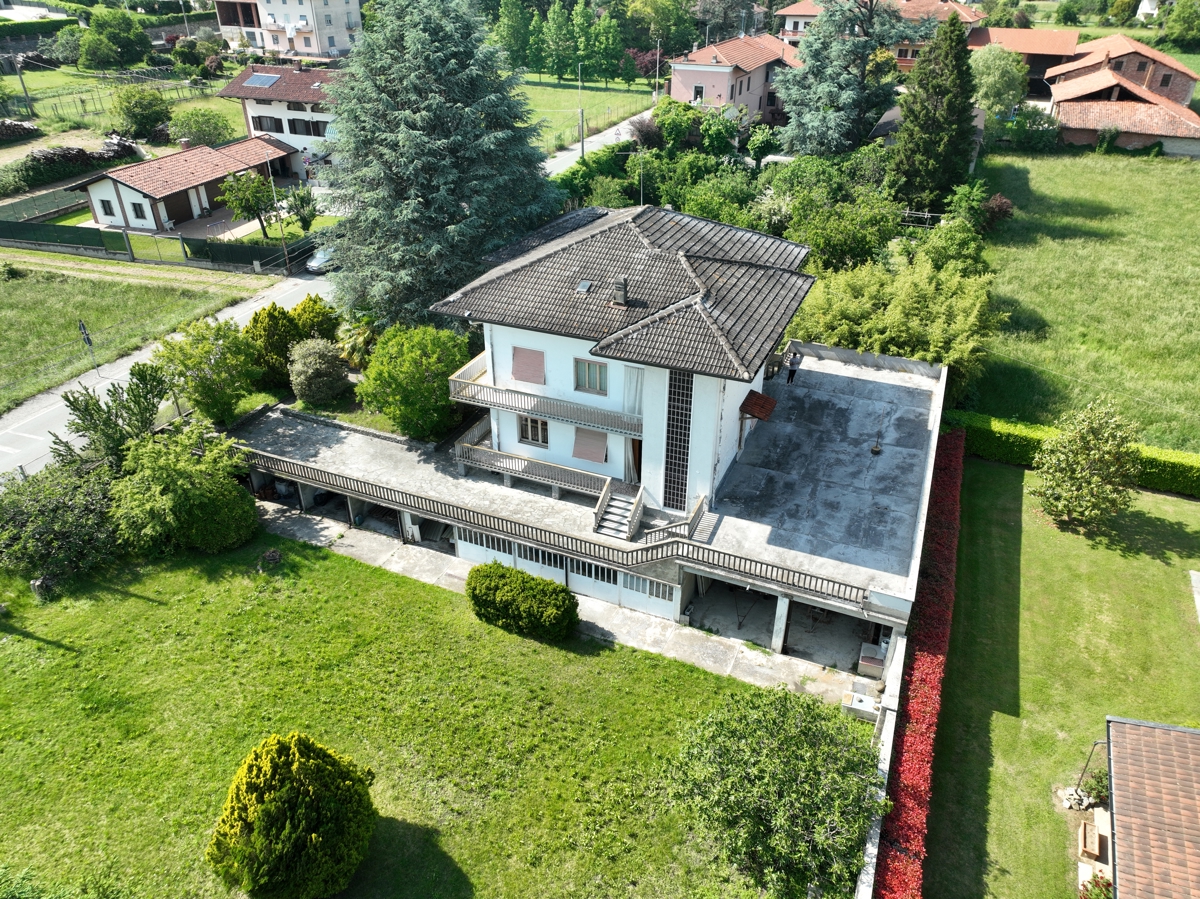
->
[578,61,585,159]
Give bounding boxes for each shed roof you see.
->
[218,63,337,103]
[1107,718,1200,898]
[431,206,815,382]
[967,26,1079,56]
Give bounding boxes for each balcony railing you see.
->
[455,423,610,497]
[449,353,643,438]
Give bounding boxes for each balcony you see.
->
[454,417,609,497]
[449,353,642,438]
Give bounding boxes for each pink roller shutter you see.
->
[511,347,545,384]
[573,427,608,463]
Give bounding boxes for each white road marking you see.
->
[6,431,45,440]
[0,445,17,453]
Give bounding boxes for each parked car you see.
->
[306,247,336,274]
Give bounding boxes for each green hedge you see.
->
[0,17,77,38]
[943,409,1200,499]
[465,560,580,642]
[134,10,217,26]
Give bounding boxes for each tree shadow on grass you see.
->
[982,161,1119,247]
[339,817,473,899]
[969,356,1068,424]
[1086,508,1200,564]
[0,617,80,653]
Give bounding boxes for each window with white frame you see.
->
[457,528,512,555]
[516,543,567,569]
[519,415,549,448]
[574,359,607,394]
[569,558,617,584]
[622,573,674,602]
[693,84,704,103]
[99,199,114,216]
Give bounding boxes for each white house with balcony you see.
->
[215,0,362,57]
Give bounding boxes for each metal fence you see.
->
[0,188,86,223]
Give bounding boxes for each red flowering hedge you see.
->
[873,428,965,899]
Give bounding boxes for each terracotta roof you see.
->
[774,0,821,16]
[739,389,777,421]
[671,33,799,70]
[1056,99,1200,139]
[1047,34,1200,80]
[967,26,1078,56]
[98,137,292,199]
[888,0,986,24]
[1107,718,1200,899]
[432,206,815,382]
[218,64,336,104]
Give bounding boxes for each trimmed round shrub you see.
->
[207,732,377,899]
[243,302,303,388]
[465,561,580,641]
[291,293,341,341]
[289,338,348,407]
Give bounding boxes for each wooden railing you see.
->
[246,448,870,610]
[449,353,643,438]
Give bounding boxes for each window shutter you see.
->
[511,347,545,384]
[572,427,608,464]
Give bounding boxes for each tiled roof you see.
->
[739,389,777,421]
[99,137,292,199]
[483,207,609,264]
[888,0,986,24]
[1072,34,1200,81]
[967,26,1078,56]
[1051,66,1138,101]
[672,32,800,70]
[218,64,336,103]
[1107,718,1200,899]
[432,207,815,382]
[1056,99,1200,139]
[775,0,821,16]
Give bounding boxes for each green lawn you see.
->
[0,538,759,898]
[923,459,1200,899]
[165,94,249,143]
[973,152,1200,452]
[520,77,655,154]
[44,207,93,226]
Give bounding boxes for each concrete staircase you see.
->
[595,492,637,539]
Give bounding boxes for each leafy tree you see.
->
[672,688,890,898]
[527,10,547,76]
[0,464,116,587]
[911,216,988,275]
[111,421,259,555]
[1108,0,1136,23]
[775,0,928,155]
[152,318,262,425]
[652,95,702,153]
[572,0,595,78]
[592,12,624,85]
[88,8,152,66]
[284,184,319,232]
[618,48,640,88]
[289,338,349,406]
[50,362,170,472]
[545,0,576,79]
[324,0,562,328]
[168,106,234,147]
[983,5,1016,26]
[53,24,85,67]
[784,188,903,270]
[291,293,341,340]
[207,733,376,899]
[587,174,634,207]
[112,84,171,139]
[1055,0,1082,23]
[79,31,121,70]
[356,325,469,440]
[970,43,1028,118]
[695,0,755,38]
[217,171,277,239]
[243,302,304,387]
[681,168,757,226]
[628,0,695,48]
[1032,403,1141,528]
[699,107,739,156]
[336,320,380,370]
[1166,0,1200,46]
[886,14,976,211]
[494,0,531,67]
[782,251,1002,402]
[747,124,781,169]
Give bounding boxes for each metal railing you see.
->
[449,353,643,438]
[644,494,707,543]
[455,439,610,497]
[245,448,869,610]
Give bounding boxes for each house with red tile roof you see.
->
[668,33,800,123]
[1046,34,1198,106]
[70,136,294,232]
[966,27,1079,92]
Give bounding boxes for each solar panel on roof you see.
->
[244,73,281,88]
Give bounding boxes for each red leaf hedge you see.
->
[873,428,965,899]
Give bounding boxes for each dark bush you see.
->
[207,732,376,899]
[465,561,580,641]
[982,192,1014,230]
[289,338,348,407]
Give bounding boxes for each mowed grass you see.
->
[520,77,655,154]
[974,152,1200,451]
[0,538,759,899]
[0,249,272,413]
[923,459,1200,899]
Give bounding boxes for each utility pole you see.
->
[179,0,191,37]
[12,57,33,117]
[578,62,585,159]
[655,38,661,100]
[265,150,291,273]
[78,320,98,373]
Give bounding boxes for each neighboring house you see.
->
[218,63,337,176]
[1046,34,1198,107]
[214,0,362,57]
[1135,0,1171,20]
[232,206,948,688]
[1100,718,1200,896]
[966,26,1079,94]
[70,135,294,232]
[668,33,799,123]
[775,0,820,43]
[1050,68,1200,155]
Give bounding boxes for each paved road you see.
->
[543,110,653,177]
[0,272,332,476]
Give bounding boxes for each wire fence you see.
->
[536,93,655,155]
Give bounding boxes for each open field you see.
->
[520,77,655,154]
[0,247,274,413]
[923,459,1200,899]
[973,152,1200,452]
[0,537,758,899]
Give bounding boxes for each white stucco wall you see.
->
[712,366,763,493]
[117,182,156,230]
[639,366,670,510]
[85,179,126,228]
[494,409,625,481]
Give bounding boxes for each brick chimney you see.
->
[179,138,190,150]
[294,59,303,72]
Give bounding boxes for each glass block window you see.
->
[663,369,693,511]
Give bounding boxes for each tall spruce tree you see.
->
[494,0,531,68]
[545,0,576,79]
[325,0,562,326]
[885,13,976,211]
[775,0,929,155]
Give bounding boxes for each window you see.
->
[574,359,607,394]
[346,10,354,25]
[272,33,280,44]
[299,14,308,22]
[310,102,325,112]
[288,118,328,136]
[911,49,919,58]
[737,78,743,95]
[328,35,336,47]
[303,36,311,46]
[519,415,549,448]
[131,202,146,220]
[767,91,776,106]
[283,13,290,23]
[897,48,909,58]
[569,558,617,585]
[572,427,608,464]
[623,573,674,602]
[252,115,284,132]
[1136,60,1147,72]
[324,13,331,22]
[457,528,513,555]
[256,98,274,105]
[511,347,545,384]
[287,101,306,110]
[516,543,566,569]
[99,199,114,216]
[1160,73,1172,87]
[349,32,356,42]
[692,84,704,102]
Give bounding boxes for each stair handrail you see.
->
[643,493,707,543]
[592,477,615,530]
[625,485,646,542]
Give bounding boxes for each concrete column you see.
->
[401,511,420,543]
[249,469,270,492]
[347,496,372,526]
[551,485,561,500]
[297,482,317,512]
[771,595,790,654]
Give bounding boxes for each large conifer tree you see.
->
[775,0,928,155]
[325,0,562,326]
[885,13,976,211]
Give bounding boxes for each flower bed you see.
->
[873,428,965,899]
